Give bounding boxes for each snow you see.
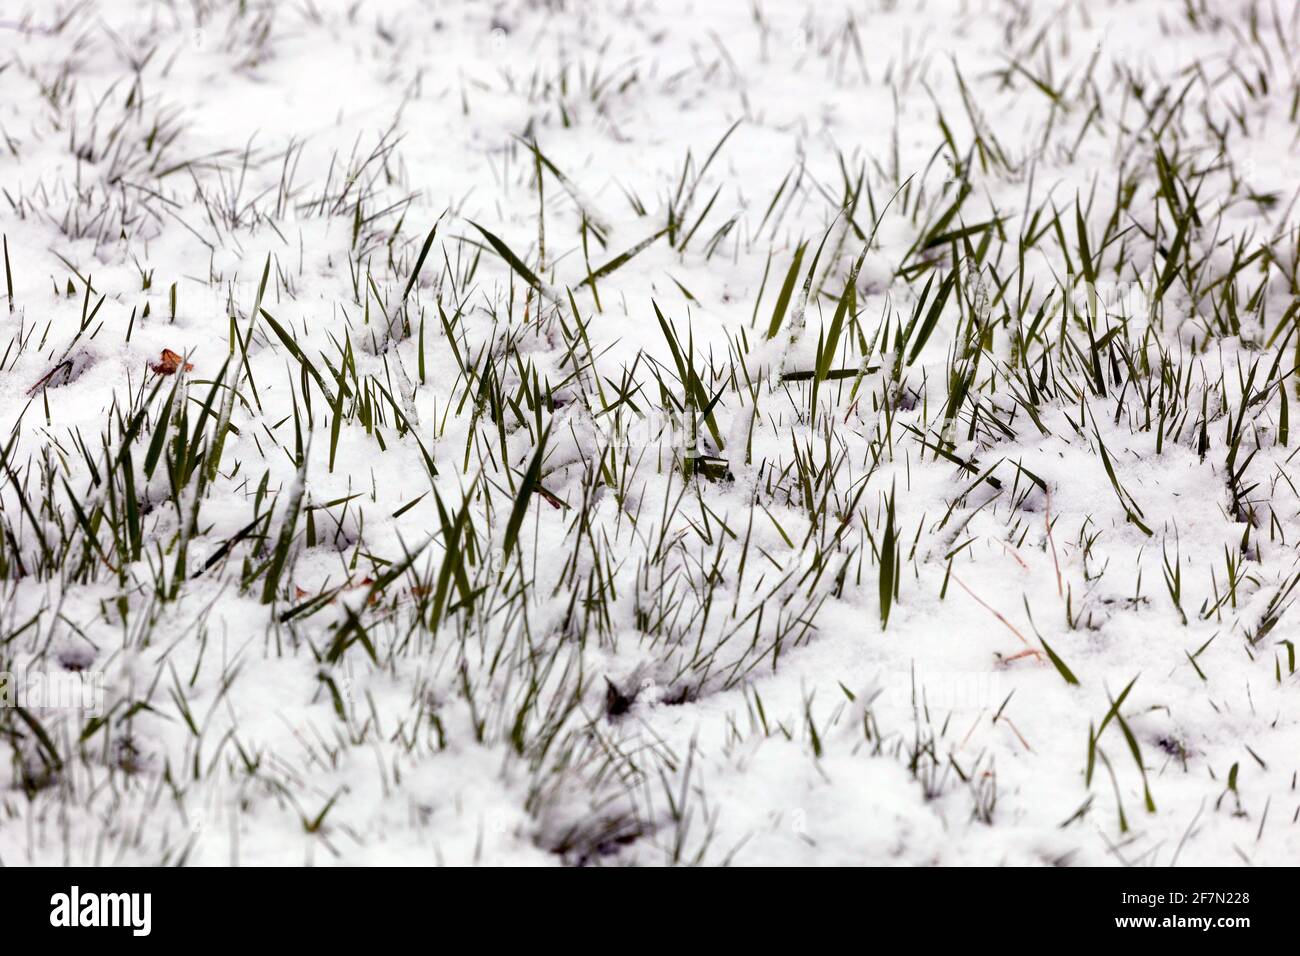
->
[0,0,1298,865]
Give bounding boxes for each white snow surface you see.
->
[0,0,1298,865]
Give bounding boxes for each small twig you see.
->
[997,715,1034,752]
[1044,486,1063,598]
[997,538,1029,570]
[951,572,1031,646]
[26,360,72,395]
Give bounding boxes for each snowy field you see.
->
[1,0,1298,866]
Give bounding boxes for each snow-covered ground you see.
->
[1,0,1298,865]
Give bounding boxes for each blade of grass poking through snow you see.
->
[904,267,958,368]
[879,485,899,629]
[1093,428,1153,536]
[728,221,838,471]
[426,487,476,633]
[328,367,345,473]
[810,272,853,427]
[503,426,550,560]
[765,241,807,340]
[112,374,169,470]
[1075,196,1097,286]
[210,254,270,480]
[1113,705,1157,813]
[470,221,558,305]
[370,536,432,597]
[1024,597,1079,684]
[15,707,62,771]
[653,302,724,452]
[517,136,611,237]
[259,307,336,405]
[577,226,669,291]
[1039,635,1079,685]
[3,234,12,311]
[171,359,226,597]
[261,406,311,605]
[400,219,440,303]
[143,377,182,479]
[1085,675,1138,787]
[811,229,884,422]
[772,222,836,385]
[672,119,741,235]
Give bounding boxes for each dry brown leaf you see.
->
[150,349,193,375]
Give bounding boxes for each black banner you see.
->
[0,867,1275,942]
